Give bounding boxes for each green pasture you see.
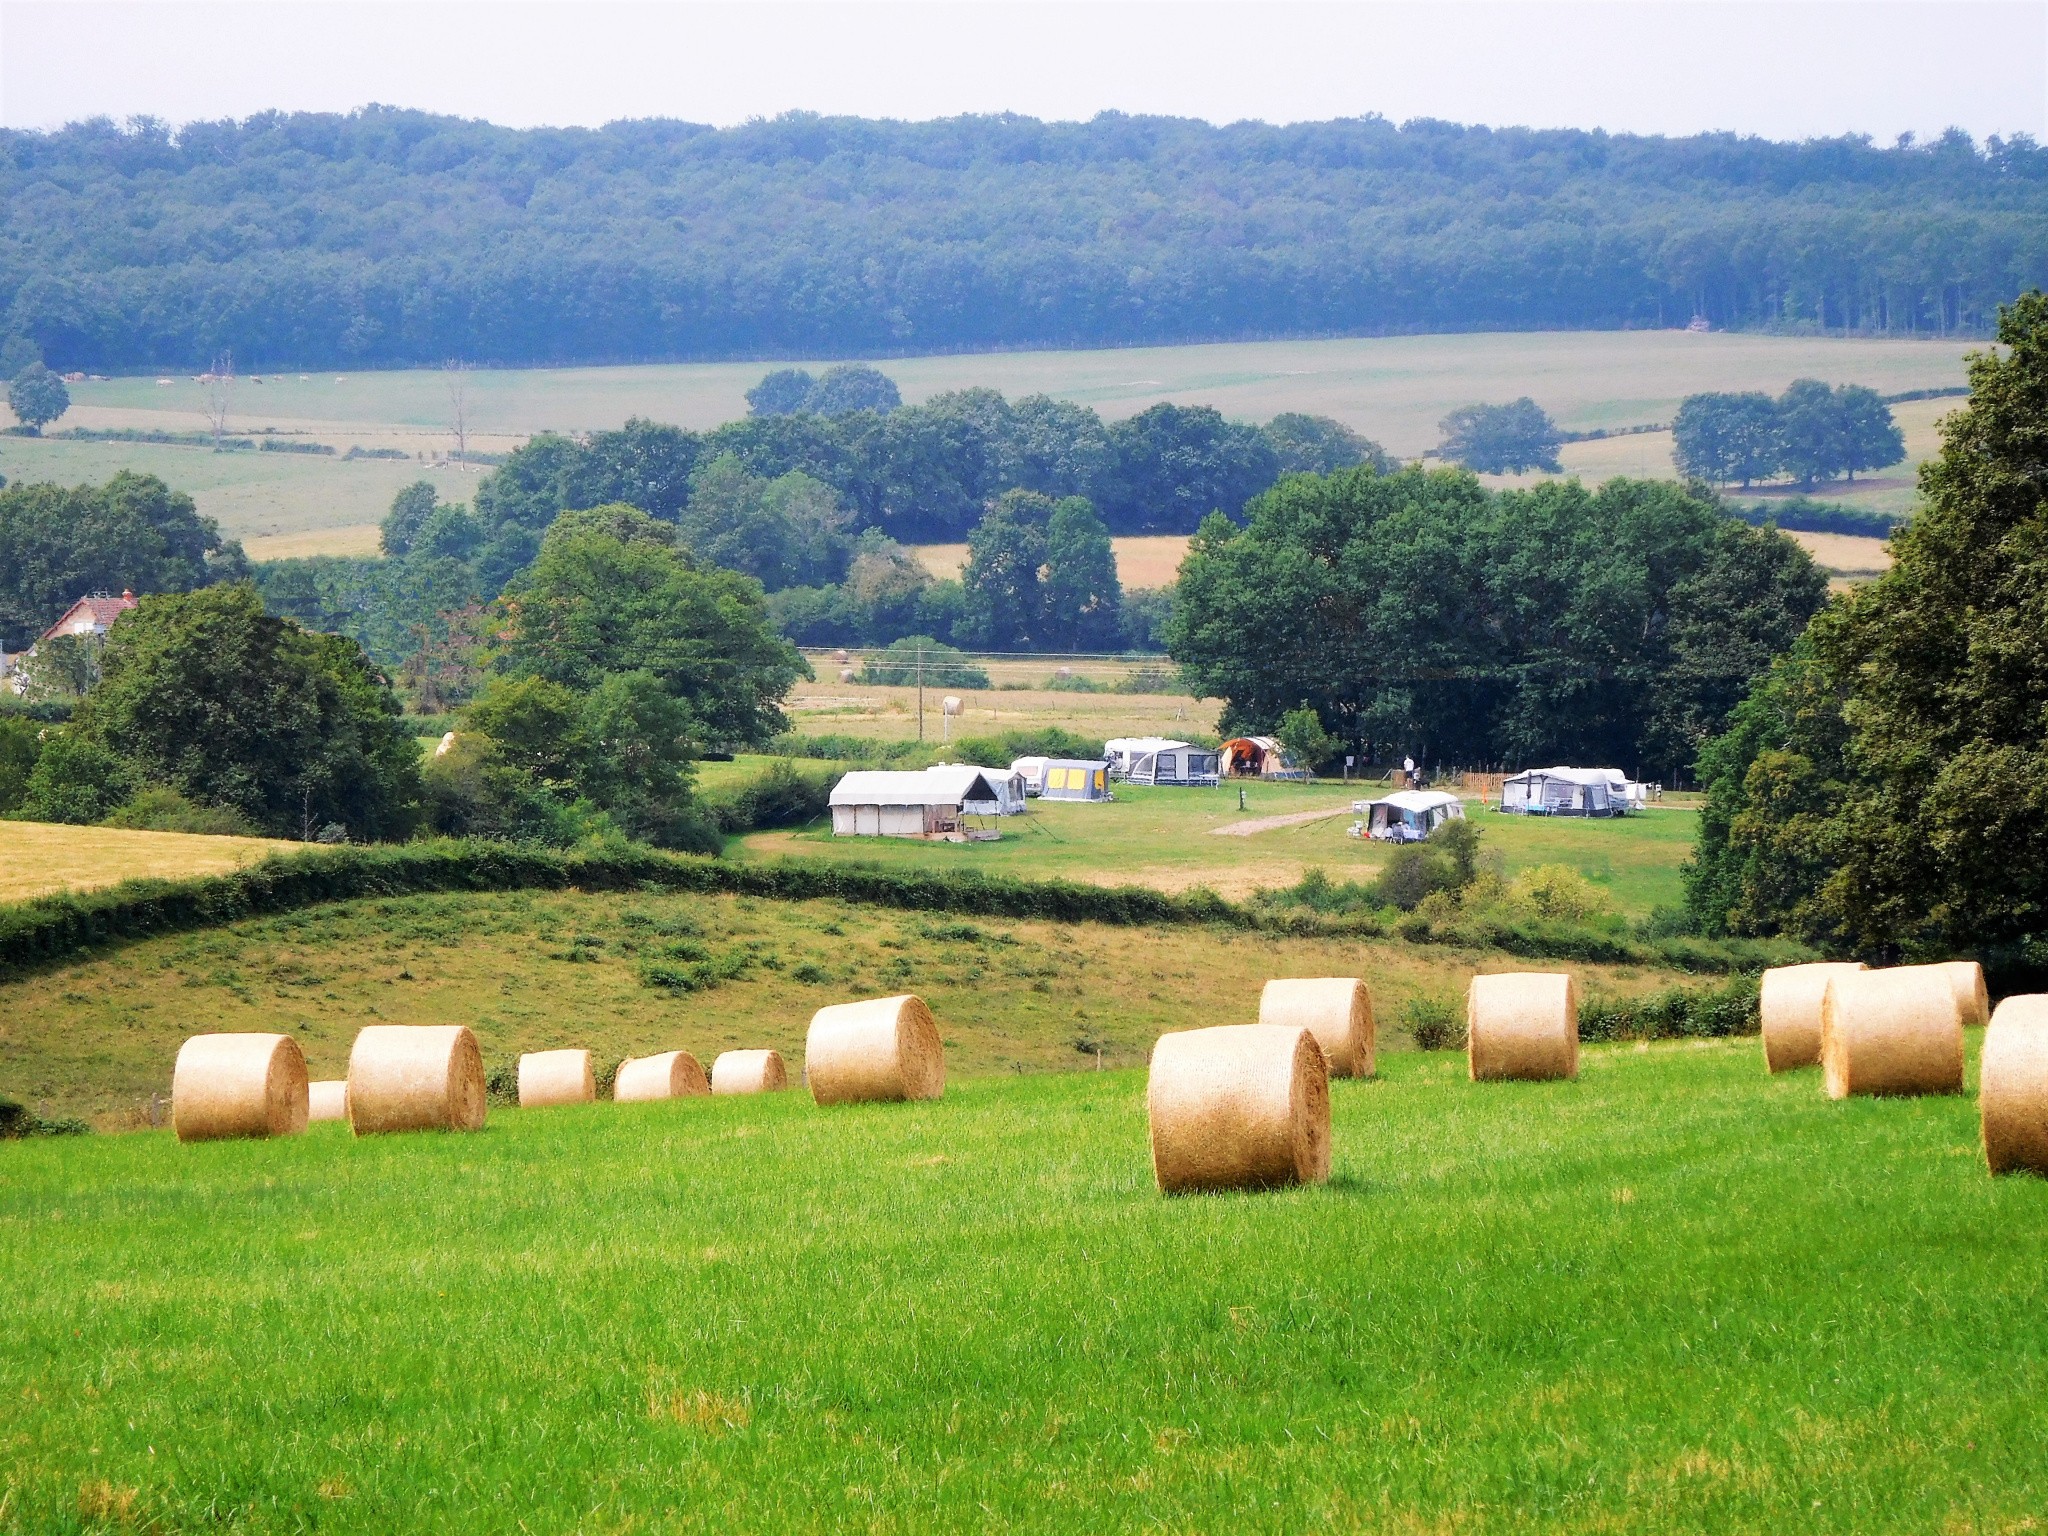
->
[3,1035,2042,1533]
[0,885,1692,1127]
[737,773,1700,916]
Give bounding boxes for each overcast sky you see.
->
[1,1,2043,143]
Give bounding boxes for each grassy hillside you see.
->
[4,331,1968,549]
[3,1038,2041,1532]
[0,884,1697,1126]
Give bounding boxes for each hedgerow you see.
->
[0,838,1792,983]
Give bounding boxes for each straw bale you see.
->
[711,1049,787,1094]
[346,1024,487,1135]
[1927,960,1990,1026]
[172,1033,309,1143]
[1147,1023,1330,1194]
[1760,962,1868,1073]
[614,1050,710,1103]
[805,994,945,1105]
[307,1080,350,1123]
[519,1048,595,1108]
[1467,972,1578,1082]
[1258,977,1374,1078]
[1819,967,1964,1099]
[1982,995,2048,1176]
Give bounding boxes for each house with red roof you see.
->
[3,590,138,695]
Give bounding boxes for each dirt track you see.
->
[1209,806,1355,837]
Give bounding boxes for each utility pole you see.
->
[916,643,925,742]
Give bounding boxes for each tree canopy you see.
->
[6,364,68,433]
[4,111,2043,369]
[1686,291,2048,965]
[1437,399,1563,473]
[0,471,246,649]
[64,583,420,839]
[1675,382,1907,489]
[1169,466,1826,779]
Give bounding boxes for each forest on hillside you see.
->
[3,110,2045,370]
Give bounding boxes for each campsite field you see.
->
[0,884,1697,1127]
[0,821,305,905]
[3,330,1969,551]
[2,1035,2043,1533]
[732,765,1702,913]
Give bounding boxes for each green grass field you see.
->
[736,776,1701,912]
[3,1036,2042,1533]
[0,884,1696,1127]
[5,330,1970,550]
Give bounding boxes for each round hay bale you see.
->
[347,1024,487,1135]
[1819,967,1964,1099]
[519,1048,595,1108]
[711,1048,787,1095]
[307,1079,350,1123]
[805,994,945,1105]
[1981,994,2048,1176]
[832,648,849,663]
[1467,972,1578,1082]
[839,668,857,683]
[614,1050,710,1103]
[1760,961,1868,1073]
[942,695,962,715]
[1257,977,1374,1078]
[172,1033,309,1143]
[1147,1023,1330,1194]
[1928,960,1990,1026]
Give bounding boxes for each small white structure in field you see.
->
[829,767,1008,840]
[1352,790,1465,843]
[926,762,1027,815]
[1499,766,1641,817]
[1105,737,1221,787]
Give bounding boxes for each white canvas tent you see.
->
[1352,790,1465,843]
[1499,766,1640,817]
[1104,737,1222,787]
[926,763,1028,816]
[829,768,1008,840]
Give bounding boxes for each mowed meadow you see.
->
[4,1037,2045,1533]
[2,883,1697,1126]
[0,329,1972,554]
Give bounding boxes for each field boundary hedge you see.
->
[0,839,1788,982]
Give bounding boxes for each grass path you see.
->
[1,1038,2041,1532]
[1210,804,1356,836]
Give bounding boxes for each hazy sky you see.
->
[1,1,2043,143]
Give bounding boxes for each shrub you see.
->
[1403,995,1465,1051]
[950,727,1106,768]
[1507,864,1612,922]
[17,730,133,824]
[1579,977,1761,1042]
[701,759,833,834]
[0,1094,90,1137]
[857,637,989,688]
[101,787,259,836]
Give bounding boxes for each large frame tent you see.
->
[1104,737,1222,787]
[1498,767,1640,817]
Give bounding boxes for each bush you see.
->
[950,727,1106,769]
[858,637,990,688]
[1114,665,1180,694]
[1579,977,1761,1042]
[701,759,833,834]
[420,736,583,846]
[0,1094,90,1137]
[0,714,41,814]
[16,731,133,824]
[1727,496,1902,538]
[1507,864,1612,922]
[1403,995,1465,1051]
[101,787,260,836]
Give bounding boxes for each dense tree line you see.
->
[1169,468,1828,782]
[1685,294,2048,967]
[4,110,2044,370]
[255,384,1385,666]
[1673,381,1905,489]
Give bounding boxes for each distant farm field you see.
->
[1,331,1970,548]
[0,820,302,904]
[2,1034,2042,1532]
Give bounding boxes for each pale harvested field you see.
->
[790,653,1215,741]
[242,522,384,560]
[912,533,1190,589]
[6,332,1972,543]
[0,821,304,903]
[1788,531,1894,574]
